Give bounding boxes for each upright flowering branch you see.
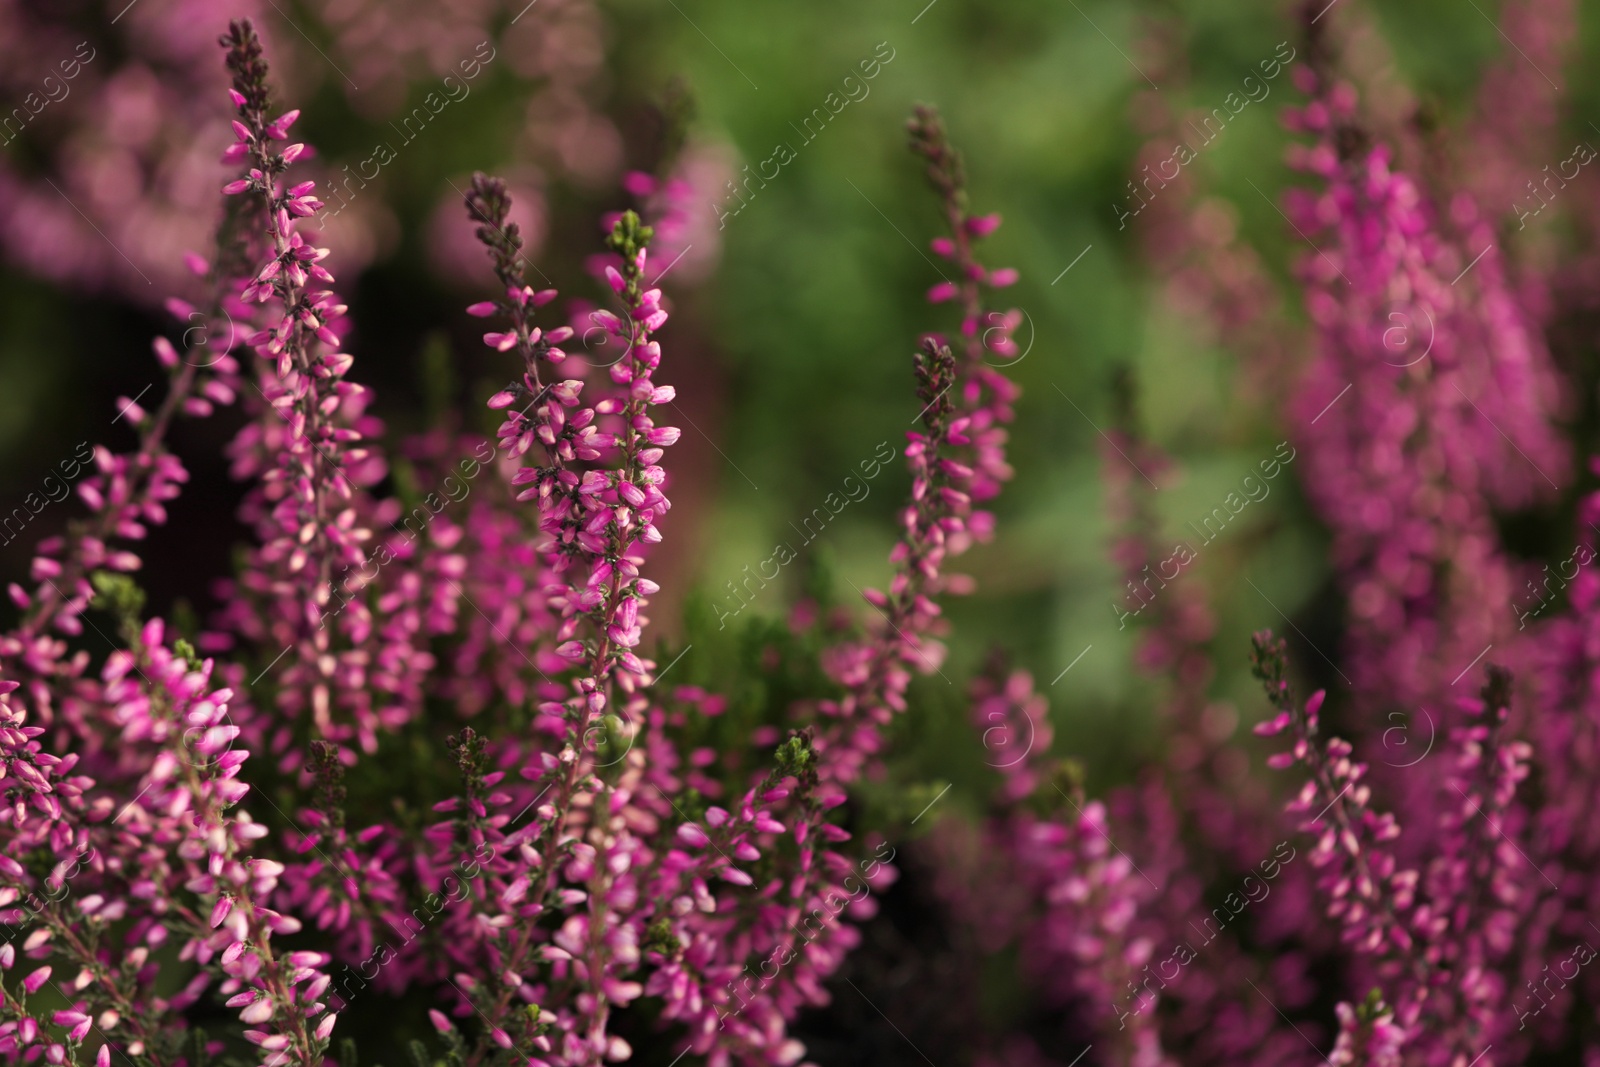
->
[103,620,333,1067]
[1097,382,1280,865]
[1282,37,1565,710]
[10,341,219,646]
[469,175,675,709]
[1525,487,1600,1047]
[653,105,1031,1067]
[1459,0,1576,216]
[1251,632,1428,1049]
[453,177,679,1064]
[217,20,375,747]
[1328,991,1406,1067]
[907,105,1019,509]
[0,587,333,1067]
[3,207,248,735]
[1421,666,1534,1061]
[958,666,1176,1067]
[815,106,1021,788]
[565,214,679,1066]
[908,105,1022,377]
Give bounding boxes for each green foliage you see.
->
[90,571,146,643]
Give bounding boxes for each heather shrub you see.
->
[3,2,1600,1067]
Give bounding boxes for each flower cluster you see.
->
[1281,36,1566,710]
[0,0,622,303]
[0,19,1030,1067]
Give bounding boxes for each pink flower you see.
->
[22,966,51,994]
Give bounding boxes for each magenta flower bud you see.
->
[604,266,626,293]
[1254,712,1291,736]
[22,966,50,993]
[210,897,233,928]
[677,823,710,847]
[466,302,498,317]
[240,999,275,1025]
[927,281,959,303]
[96,1046,110,1067]
[428,1010,453,1033]
[965,212,1001,236]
